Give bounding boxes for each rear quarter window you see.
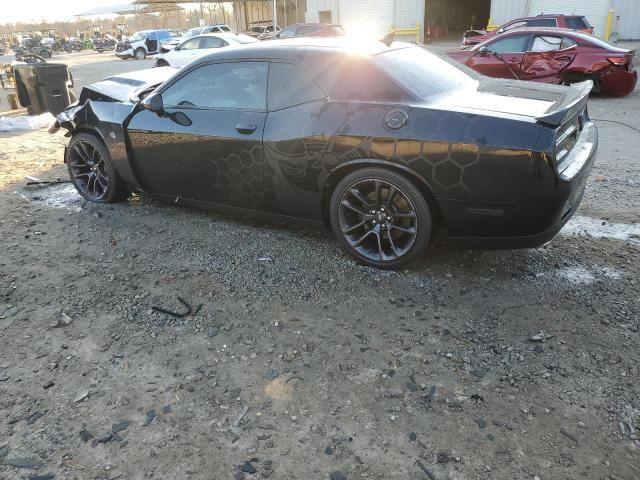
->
[316,54,408,103]
[565,17,590,29]
[561,37,578,49]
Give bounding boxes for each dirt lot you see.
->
[0,46,639,480]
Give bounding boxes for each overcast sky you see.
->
[3,0,132,23]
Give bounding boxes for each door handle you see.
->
[236,123,257,134]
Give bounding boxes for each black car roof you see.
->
[195,37,411,63]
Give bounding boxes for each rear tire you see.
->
[66,133,129,203]
[134,48,146,60]
[329,168,432,269]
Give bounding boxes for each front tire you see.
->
[329,168,432,269]
[134,48,146,60]
[66,133,129,203]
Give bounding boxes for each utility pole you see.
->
[273,0,277,29]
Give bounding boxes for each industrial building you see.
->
[305,0,640,41]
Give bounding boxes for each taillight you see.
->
[555,121,578,164]
[607,57,628,67]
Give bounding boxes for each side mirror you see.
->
[142,93,164,114]
[477,46,489,56]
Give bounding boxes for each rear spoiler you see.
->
[536,80,592,127]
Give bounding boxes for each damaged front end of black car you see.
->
[50,40,597,269]
[50,67,177,201]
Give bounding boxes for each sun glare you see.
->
[343,21,385,54]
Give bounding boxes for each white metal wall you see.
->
[489,0,527,26]
[526,0,610,37]
[305,0,338,23]
[339,0,395,36]
[306,0,422,39]
[612,0,640,39]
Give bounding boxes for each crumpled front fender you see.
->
[50,99,144,191]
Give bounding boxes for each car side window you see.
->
[200,36,226,48]
[163,62,268,110]
[561,37,577,49]
[296,25,321,36]
[530,35,562,52]
[268,62,326,110]
[502,21,527,32]
[180,38,201,50]
[278,26,296,38]
[526,18,557,27]
[488,35,529,53]
[316,56,407,103]
[566,17,589,29]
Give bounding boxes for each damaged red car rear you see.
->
[448,28,637,97]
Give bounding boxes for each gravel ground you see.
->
[0,45,639,480]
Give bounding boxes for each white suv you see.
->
[115,30,173,60]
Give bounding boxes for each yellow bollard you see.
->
[604,9,614,40]
[486,18,498,32]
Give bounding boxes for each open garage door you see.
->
[425,0,490,40]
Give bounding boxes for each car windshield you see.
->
[219,26,231,32]
[129,31,148,42]
[374,46,479,100]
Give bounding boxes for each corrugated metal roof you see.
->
[76,2,138,16]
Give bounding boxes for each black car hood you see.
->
[82,67,177,103]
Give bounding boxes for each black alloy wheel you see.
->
[66,133,128,203]
[330,168,432,269]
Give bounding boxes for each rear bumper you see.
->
[598,67,638,97]
[448,121,597,249]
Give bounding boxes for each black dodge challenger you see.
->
[52,38,597,269]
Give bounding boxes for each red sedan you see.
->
[447,28,637,97]
[462,14,594,46]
